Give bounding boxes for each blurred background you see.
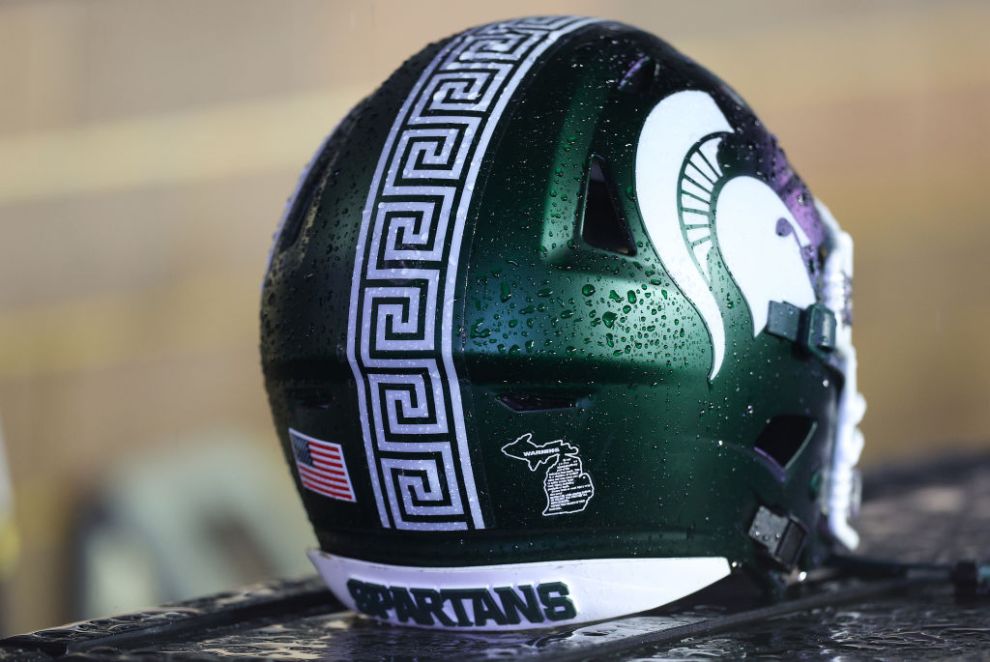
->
[1,0,988,635]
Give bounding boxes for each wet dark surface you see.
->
[645,595,990,661]
[3,454,988,660]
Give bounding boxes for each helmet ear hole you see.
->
[753,415,817,470]
[580,157,636,256]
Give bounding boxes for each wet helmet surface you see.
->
[261,16,865,630]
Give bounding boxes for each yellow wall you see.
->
[1,0,988,632]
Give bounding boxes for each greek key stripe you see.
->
[346,16,596,531]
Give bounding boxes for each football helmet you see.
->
[261,16,866,630]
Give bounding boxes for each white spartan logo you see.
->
[635,90,818,379]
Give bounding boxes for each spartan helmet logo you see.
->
[636,91,821,379]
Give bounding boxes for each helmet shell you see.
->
[262,16,862,628]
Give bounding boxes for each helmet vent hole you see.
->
[498,393,583,413]
[277,161,329,254]
[289,386,336,411]
[753,415,817,470]
[580,157,636,256]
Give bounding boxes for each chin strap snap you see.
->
[766,301,837,358]
[749,506,807,569]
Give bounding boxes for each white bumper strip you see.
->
[309,550,731,631]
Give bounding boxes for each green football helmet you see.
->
[261,16,866,630]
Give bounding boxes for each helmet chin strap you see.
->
[816,200,866,550]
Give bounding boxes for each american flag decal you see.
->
[289,429,356,503]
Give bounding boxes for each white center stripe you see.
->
[345,16,597,531]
